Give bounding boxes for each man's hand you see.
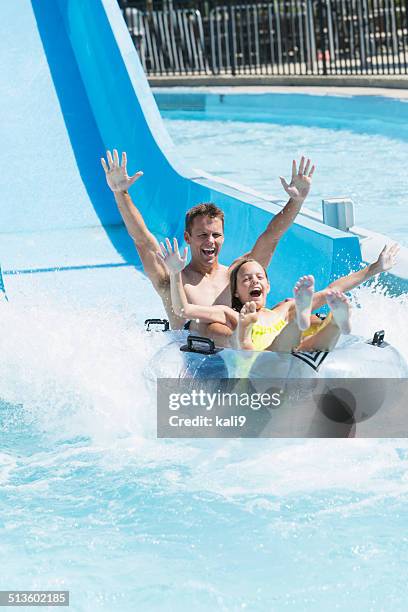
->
[373,243,400,273]
[157,238,188,274]
[101,149,143,193]
[279,156,316,204]
[244,156,316,268]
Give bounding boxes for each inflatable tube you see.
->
[145,330,408,380]
[146,329,408,437]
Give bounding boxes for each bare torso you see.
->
[182,263,230,306]
[158,262,231,331]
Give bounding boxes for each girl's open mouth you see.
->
[249,288,262,297]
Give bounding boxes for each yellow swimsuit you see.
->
[251,317,288,351]
[251,308,333,351]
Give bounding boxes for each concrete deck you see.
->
[149,75,408,97]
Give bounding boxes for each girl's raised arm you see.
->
[158,238,235,325]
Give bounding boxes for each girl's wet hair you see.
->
[229,258,268,312]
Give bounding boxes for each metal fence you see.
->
[209,2,316,75]
[123,7,209,73]
[120,0,408,76]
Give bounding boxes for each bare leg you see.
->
[268,319,302,352]
[238,301,258,350]
[269,276,314,352]
[297,318,341,352]
[326,290,352,334]
[297,291,352,352]
[205,322,234,348]
[293,275,314,331]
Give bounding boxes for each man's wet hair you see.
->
[185,203,224,234]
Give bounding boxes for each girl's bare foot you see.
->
[293,275,314,331]
[238,301,258,349]
[326,290,352,334]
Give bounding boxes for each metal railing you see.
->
[209,2,316,74]
[123,6,210,74]
[317,0,408,75]
[120,0,408,76]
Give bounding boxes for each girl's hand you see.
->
[373,243,400,273]
[157,237,188,274]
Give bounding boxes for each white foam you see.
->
[1,281,407,502]
[0,294,161,444]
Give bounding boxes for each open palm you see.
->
[157,238,188,274]
[101,149,143,192]
[280,156,315,202]
[375,243,400,272]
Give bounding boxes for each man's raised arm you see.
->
[101,149,169,291]
[244,157,315,269]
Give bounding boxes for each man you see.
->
[101,149,315,333]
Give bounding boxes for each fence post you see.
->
[228,4,237,76]
[306,0,317,73]
[317,0,327,75]
[357,0,367,71]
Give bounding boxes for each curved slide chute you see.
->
[0,0,361,303]
[0,267,6,301]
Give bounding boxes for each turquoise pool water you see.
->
[2,92,408,610]
[163,114,408,246]
[1,257,408,610]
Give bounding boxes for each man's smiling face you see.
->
[184,215,224,268]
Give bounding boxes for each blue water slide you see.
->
[0,0,361,304]
[0,267,6,301]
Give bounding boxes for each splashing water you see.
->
[1,270,408,609]
[2,111,408,608]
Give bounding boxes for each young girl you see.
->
[158,239,399,353]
